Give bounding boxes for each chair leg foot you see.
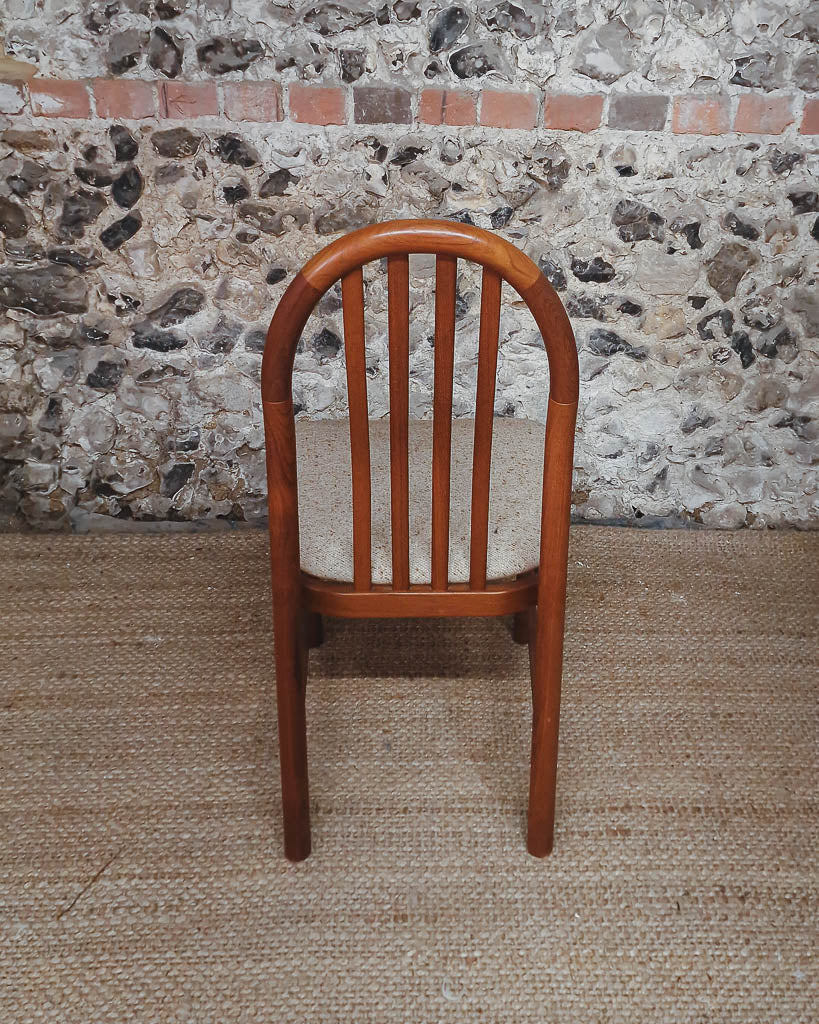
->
[274,603,312,861]
[305,611,324,649]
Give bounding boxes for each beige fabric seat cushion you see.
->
[295,418,546,586]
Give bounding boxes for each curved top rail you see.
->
[262,218,579,405]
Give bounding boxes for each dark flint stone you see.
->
[376,4,390,25]
[566,294,608,320]
[769,150,803,175]
[571,256,615,283]
[425,60,442,78]
[706,243,758,301]
[446,210,475,225]
[730,331,755,368]
[197,37,263,74]
[235,230,259,244]
[302,2,374,34]
[266,266,287,285]
[200,316,240,355]
[490,206,513,228]
[223,182,250,204]
[812,217,819,243]
[759,326,795,359]
[339,48,366,82]
[108,29,148,75]
[86,360,124,390]
[244,329,267,353]
[430,7,469,51]
[110,125,138,162]
[75,165,114,188]
[47,247,103,271]
[112,166,143,209]
[156,1,185,17]
[538,153,570,190]
[538,257,566,291]
[618,300,642,316]
[587,328,646,360]
[147,287,205,326]
[58,189,107,240]
[485,0,537,37]
[318,285,342,314]
[772,414,812,441]
[454,291,469,319]
[38,397,63,434]
[132,321,186,351]
[677,222,702,249]
[680,408,716,434]
[0,265,88,316]
[259,169,297,197]
[7,160,50,197]
[215,133,259,167]
[611,199,664,242]
[83,145,99,162]
[78,322,110,343]
[0,197,28,238]
[723,211,759,240]
[109,293,141,315]
[155,164,187,186]
[162,463,195,497]
[788,191,818,215]
[688,296,707,310]
[148,27,183,78]
[697,309,734,341]
[3,240,44,264]
[616,164,636,177]
[100,212,142,250]
[311,328,342,360]
[151,128,201,158]
[394,1,421,19]
[315,205,376,235]
[391,145,427,167]
[450,43,500,78]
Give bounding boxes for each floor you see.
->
[0,526,816,1022]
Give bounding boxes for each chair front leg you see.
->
[273,592,311,861]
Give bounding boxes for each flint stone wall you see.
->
[0,1,817,531]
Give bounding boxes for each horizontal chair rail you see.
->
[302,572,540,618]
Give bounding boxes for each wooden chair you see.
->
[261,219,579,861]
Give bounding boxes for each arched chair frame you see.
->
[261,219,579,862]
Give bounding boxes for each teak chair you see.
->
[261,219,579,861]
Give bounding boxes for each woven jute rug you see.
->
[1,527,816,1022]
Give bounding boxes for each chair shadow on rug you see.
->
[261,219,579,861]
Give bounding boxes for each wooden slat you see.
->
[469,267,502,589]
[341,267,371,591]
[431,254,457,590]
[387,254,410,589]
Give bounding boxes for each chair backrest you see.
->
[262,218,579,595]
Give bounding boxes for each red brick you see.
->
[734,95,794,135]
[157,81,219,119]
[800,98,819,135]
[223,82,282,122]
[29,79,90,118]
[672,95,730,135]
[543,93,603,132]
[289,84,346,125]
[94,79,155,119]
[418,88,476,126]
[480,90,538,129]
[354,85,411,124]
[0,81,26,115]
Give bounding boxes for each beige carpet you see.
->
[0,527,816,1022]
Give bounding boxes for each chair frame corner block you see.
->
[261,219,579,862]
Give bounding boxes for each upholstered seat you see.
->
[296,417,546,585]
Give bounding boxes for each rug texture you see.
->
[0,527,816,1022]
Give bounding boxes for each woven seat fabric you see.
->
[295,417,546,585]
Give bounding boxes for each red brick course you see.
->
[157,81,219,119]
[480,90,538,129]
[734,95,794,134]
[354,85,412,125]
[672,95,731,135]
[418,89,476,126]
[94,79,155,119]
[799,98,818,135]
[223,82,282,123]
[289,84,346,125]
[29,79,91,118]
[543,94,603,132]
